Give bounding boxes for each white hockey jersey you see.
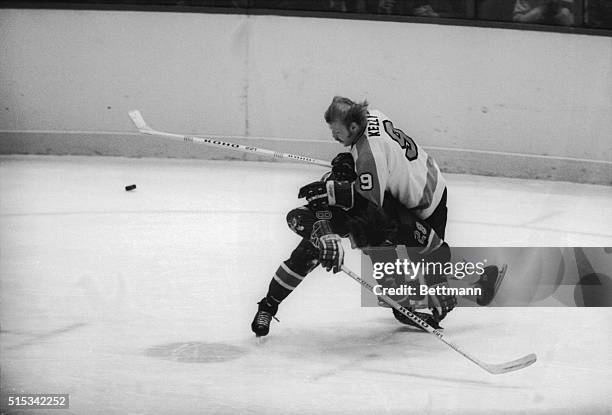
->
[350,109,446,220]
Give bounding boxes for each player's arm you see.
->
[293,185,345,273]
[296,153,369,273]
[352,138,388,208]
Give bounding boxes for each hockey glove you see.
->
[424,274,457,322]
[298,181,329,211]
[298,180,354,211]
[326,180,354,210]
[310,219,344,273]
[318,234,344,273]
[330,152,357,182]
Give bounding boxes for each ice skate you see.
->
[473,264,507,306]
[251,297,279,337]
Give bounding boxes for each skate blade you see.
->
[494,263,508,292]
[254,335,268,345]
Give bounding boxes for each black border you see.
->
[1,2,611,38]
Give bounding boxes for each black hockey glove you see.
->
[310,220,344,273]
[298,180,354,211]
[327,180,354,210]
[424,273,457,323]
[318,234,344,273]
[298,181,329,211]
[330,152,357,182]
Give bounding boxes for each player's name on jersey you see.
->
[372,284,482,297]
[366,114,381,137]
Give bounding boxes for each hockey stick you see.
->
[341,265,537,375]
[128,110,331,168]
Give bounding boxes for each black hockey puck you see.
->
[125,184,137,191]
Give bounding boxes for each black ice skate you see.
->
[251,297,279,337]
[473,264,507,306]
[392,308,443,330]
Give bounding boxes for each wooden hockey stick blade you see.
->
[340,265,537,375]
[128,110,155,134]
[126,110,331,168]
[479,353,537,374]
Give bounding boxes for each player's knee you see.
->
[286,206,315,238]
[287,238,320,275]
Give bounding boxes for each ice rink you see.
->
[1,155,611,414]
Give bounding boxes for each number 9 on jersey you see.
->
[359,173,373,190]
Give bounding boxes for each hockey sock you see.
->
[266,261,306,304]
[265,238,319,303]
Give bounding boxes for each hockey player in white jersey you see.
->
[321,96,503,309]
[251,96,503,336]
[327,97,448,227]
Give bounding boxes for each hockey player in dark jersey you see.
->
[251,97,504,337]
[251,152,457,336]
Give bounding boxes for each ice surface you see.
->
[1,155,611,414]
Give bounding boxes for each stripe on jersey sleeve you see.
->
[415,154,439,211]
